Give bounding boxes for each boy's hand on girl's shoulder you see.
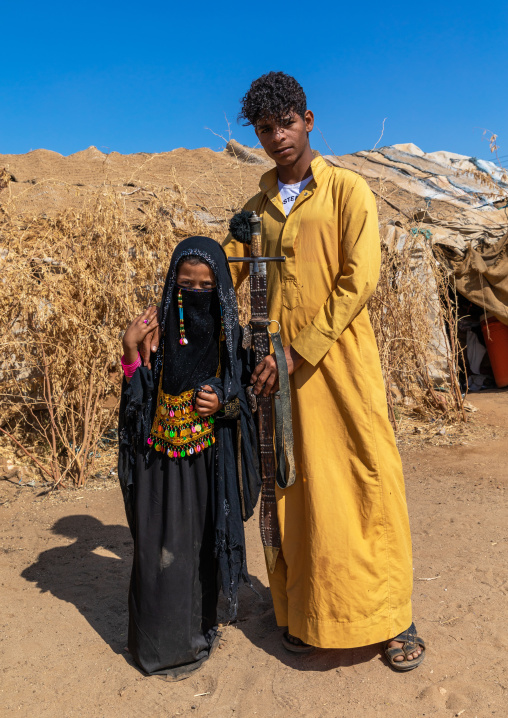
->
[195,386,223,417]
[123,307,159,365]
[138,306,162,370]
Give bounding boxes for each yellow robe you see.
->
[223,155,413,648]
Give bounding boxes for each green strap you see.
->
[270,328,296,489]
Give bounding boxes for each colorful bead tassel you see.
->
[178,288,188,345]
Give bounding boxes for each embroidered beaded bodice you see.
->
[148,324,222,459]
[148,386,216,458]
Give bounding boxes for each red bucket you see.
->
[481,316,508,388]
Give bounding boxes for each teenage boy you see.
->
[223,71,425,670]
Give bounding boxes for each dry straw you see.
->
[0,167,465,487]
[0,181,221,486]
[369,224,465,427]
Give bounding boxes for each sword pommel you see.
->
[228,209,285,274]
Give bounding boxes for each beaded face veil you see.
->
[176,286,225,347]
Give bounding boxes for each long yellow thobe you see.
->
[223,155,413,648]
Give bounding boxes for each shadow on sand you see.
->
[21,515,133,655]
[220,574,382,672]
[22,516,382,672]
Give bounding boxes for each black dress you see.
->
[118,237,260,679]
[128,448,219,677]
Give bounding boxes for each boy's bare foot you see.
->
[384,623,425,671]
[386,638,422,661]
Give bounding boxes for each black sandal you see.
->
[384,623,425,671]
[282,631,315,654]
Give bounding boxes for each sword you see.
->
[228,211,295,573]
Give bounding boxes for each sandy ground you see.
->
[1,390,507,718]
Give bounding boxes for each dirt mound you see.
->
[225,139,271,165]
[67,145,106,160]
[26,148,64,158]
[0,144,272,219]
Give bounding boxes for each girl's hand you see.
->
[195,386,223,417]
[123,307,159,364]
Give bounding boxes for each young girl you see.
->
[118,236,260,681]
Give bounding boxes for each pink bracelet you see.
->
[121,353,141,378]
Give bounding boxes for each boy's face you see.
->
[254,110,314,167]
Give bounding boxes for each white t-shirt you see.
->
[278,175,313,216]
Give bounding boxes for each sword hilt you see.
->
[249,211,262,257]
[228,255,286,273]
[227,211,286,274]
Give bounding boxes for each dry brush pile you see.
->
[0,177,464,487]
[0,182,222,487]
[369,225,465,427]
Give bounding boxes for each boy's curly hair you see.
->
[238,71,307,127]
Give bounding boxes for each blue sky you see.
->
[1,1,507,162]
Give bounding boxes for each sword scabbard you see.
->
[228,211,284,556]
